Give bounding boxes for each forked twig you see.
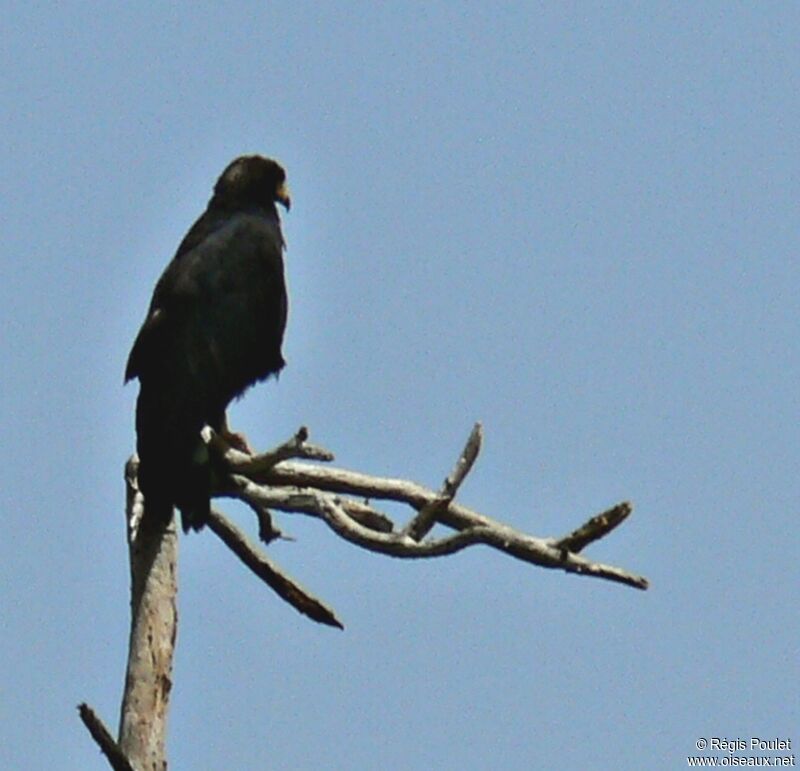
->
[404,422,483,541]
[214,426,648,593]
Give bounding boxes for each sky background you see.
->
[2,3,798,770]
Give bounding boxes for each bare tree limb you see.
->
[231,489,284,544]
[553,501,632,553]
[214,426,649,591]
[440,421,484,498]
[224,480,646,589]
[78,703,134,771]
[206,508,344,629]
[221,473,394,534]
[83,424,645,768]
[404,422,482,540]
[209,424,334,475]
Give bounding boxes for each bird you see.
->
[125,155,291,532]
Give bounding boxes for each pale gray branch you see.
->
[230,482,646,590]
[206,508,343,629]
[442,421,483,498]
[213,425,335,475]
[215,431,648,591]
[553,501,633,553]
[223,473,395,534]
[404,421,483,540]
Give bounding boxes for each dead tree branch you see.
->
[404,422,483,540]
[77,703,134,771]
[214,425,648,592]
[81,423,646,771]
[206,508,343,629]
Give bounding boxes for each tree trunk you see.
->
[117,459,178,771]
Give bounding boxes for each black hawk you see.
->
[125,155,291,532]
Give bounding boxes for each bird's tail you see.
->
[177,441,212,532]
[135,381,211,532]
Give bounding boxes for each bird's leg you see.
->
[215,411,254,455]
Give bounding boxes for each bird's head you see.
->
[214,155,291,212]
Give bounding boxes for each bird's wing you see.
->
[125,212,287,408]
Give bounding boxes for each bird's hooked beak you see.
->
[276,182,291,211]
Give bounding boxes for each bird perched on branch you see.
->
[125,155,291,532]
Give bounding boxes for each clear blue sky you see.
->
[2,4,797,769]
